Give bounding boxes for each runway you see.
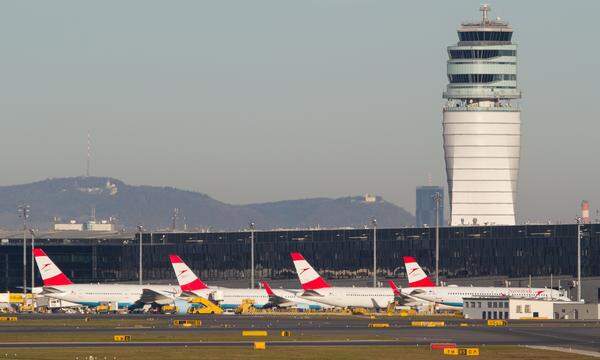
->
[1,314,599,352]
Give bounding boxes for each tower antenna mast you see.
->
[480,4,490,23]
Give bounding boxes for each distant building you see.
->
[363,194,377,203]
[416,186,444,227]
[53,219,115,232]
[85,220,115,232]
[463,297,596,320]
[53,220,84,231]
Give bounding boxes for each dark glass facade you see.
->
[458,31,512,42]
[449,49,516,59]
[449,74,516,83]
[0,224,598,291]
[416,186,444,227]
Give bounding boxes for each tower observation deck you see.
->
[443,5,521,226]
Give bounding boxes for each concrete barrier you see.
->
[280,330,292,337]
[0,316,17,322]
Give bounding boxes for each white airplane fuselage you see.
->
[40,284,181,308]
[403,286,570,308]
[298,287,395,309]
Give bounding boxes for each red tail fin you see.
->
[388,280,401,296]
[169,254,209,291]
[261,281,275,296]
[33,248,73,286]
[403,256,435,287]
[290,252,331,290]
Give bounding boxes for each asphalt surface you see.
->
[1,314,600,352]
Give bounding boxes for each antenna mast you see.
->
[480,4,490,24]
[86,132,91,177]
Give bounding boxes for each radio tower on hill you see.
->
[86,132,91,177]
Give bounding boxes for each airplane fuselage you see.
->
[403,286,570,308]
[41,284,181,308]
[298,287,395,309]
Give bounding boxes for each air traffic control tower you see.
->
[443,5,521,226]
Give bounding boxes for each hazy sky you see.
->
[1,1,598,223]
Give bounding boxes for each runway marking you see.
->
[525,346,600,358]
[508,328,599,348]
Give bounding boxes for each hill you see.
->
[0,177,414,230]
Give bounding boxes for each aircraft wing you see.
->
[39,287,67,295]
[299,289,325,297]
[261,281,296,308]
[388,280,426,307]
[178,291,202,299]
[140,288,176,305]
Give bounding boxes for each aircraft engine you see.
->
[174,299,193,315]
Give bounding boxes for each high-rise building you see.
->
[443,5,521,226]
[416,186,444,227]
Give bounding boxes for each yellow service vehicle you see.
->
[235,299,256,314]
[188,297,223,315]
[161,305,177,314]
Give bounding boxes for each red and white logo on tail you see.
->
[290,252,331,291]
[403,256,435,287]
[33,248,73,286]
[169,254,209,292]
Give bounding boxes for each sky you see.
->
[0,1,598,223]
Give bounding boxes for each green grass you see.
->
[0,346,593,360]
[0,329,404,342]
[0,318,171,328]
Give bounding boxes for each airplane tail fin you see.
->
[169,254,209,291]
[388,280,401,296]
[290,252,331,291]
[261,281,275,296]
[33,248,73,286]
[403,256,435,287]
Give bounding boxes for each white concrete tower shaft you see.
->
[443,5,521,226]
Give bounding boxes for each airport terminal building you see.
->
[1,224,599,300]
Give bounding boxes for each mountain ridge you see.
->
[0,177,415,230]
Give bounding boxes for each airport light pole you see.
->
[576,217,582,302]
[29,229,36,293]
[433,192,442,286]
[17,204,30,305]
[249,221,255,289]
[371,218,377,287]
[137,225,143,285]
